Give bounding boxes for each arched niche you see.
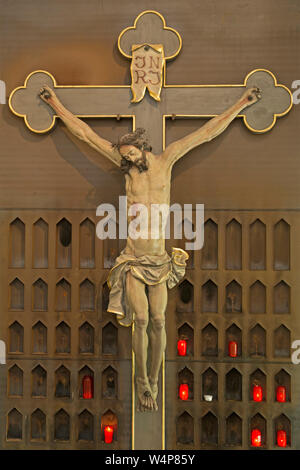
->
[201,280,218,313]
[32,365,47,398]
[226,219,242,270]
[56,218,72,268]
[80,218,95,268]
[10,218,25,268]
[225,368,242,401]
[33,218,48,268]
[201,219,218,269]
[176,279,194,313]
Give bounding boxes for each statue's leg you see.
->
[147,281,168,404]
[126,271,156,412]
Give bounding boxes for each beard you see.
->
[120,150,149,174]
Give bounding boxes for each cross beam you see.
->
[9,68,292,154]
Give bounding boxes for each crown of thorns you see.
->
[113,128,152,152]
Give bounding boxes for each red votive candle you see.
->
[177,339,187,356]
[179,384,189,400]
[82,375,93,399]
[253,385,263,402]
[251,428,262,447]
[228,341,238,358]
[104,425,114,444]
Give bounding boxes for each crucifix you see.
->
[9,10,292,450]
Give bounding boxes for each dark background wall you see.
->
[0,0,299,450]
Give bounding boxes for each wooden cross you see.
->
[9,10,291,154]
[8,10,292,450]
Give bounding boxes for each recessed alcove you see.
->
[31,409,46,441]
[249,219,266,270]
[78,410,94,441]
[274,219,290,270]
[225,368,242,401]
[32,278,48,311]
[250,413,266,447]
[201,219,218,269]
[249,369,266,401]
[102,322,118,355]
[32,321,47,354]
[102,281,110,312]
[79,366,94,398]
[7,409,22,440]
[9,321,24,353]
[56,279,71,312]
[201,412,218,446]
[54,409,70,441]
[55,366,71,398]
[101,409,117,442]
[274,414,291,446]
[201,280,218,313]
[202,367,218,401]
[80,218,95,268]
[249,280,266,314]
[33,218,48,268]
[226,219,242,270]
[225,280,242,313]
[274,369,291,402]
[176,412,194,445]
[176,279,194,313]
[249,324,266,357]
[102,366,118,399]
[80,279,95,311]
[226,324,242,357]
[8,365,23,397]
[274,281,290,314]
[274,325,290,358]
[226,412,242,446]
[79,322,94,354]
[178,367,194,400]
[32,365,47,398]
[9,278,24,310]
[201,324,218,357]
[178,323,194,356]
[56,218,72,268]
[55,322,71,354]
[10,218,25,268]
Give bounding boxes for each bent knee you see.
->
[134,314,148,329]
[150,316,165,330]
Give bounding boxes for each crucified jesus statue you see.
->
[39,84,261,412]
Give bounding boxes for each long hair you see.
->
[112,128,152,153]
[113,128,151,174]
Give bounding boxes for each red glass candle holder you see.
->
[253,385,263,402]
[276,386,286,403]
[228,341,238,358]
[177,339,187,356]
[277,430,287,447]
[179,383,189,400]
[82,375,93,399]
[104,425,114,444]
[251,428,262,447]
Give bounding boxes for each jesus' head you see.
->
[113,128,152,173]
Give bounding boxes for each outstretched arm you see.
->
[163,87,261,168]
[39,86,121,167]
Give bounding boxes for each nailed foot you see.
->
[149,376,158,403]
[136,377,158,412]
